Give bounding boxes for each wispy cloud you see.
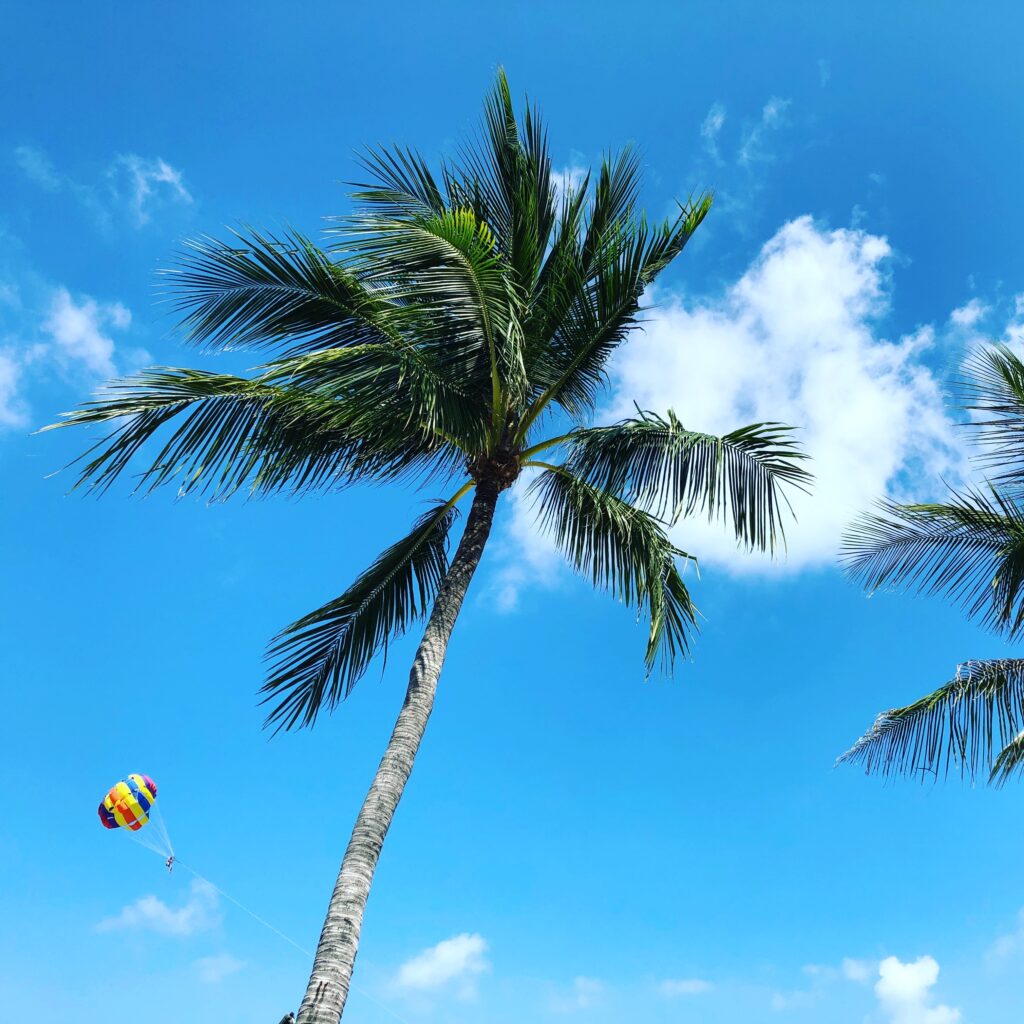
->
[395,933,490,999]
[688,95,794,234]
[112,154,192,227]
[14,145,63,191]
[701,102,727,163]
[549,976,605,1013]
[988,907,1024,964]
[194,952,246,983]
[13,144,192,228]
[96,879,220,937]
[0,350,26,427]
[738,97,792,166]
[657,977,713,996]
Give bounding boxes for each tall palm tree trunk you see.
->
[295,481,500,1024]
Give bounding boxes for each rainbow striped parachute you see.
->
[98,773,158,832]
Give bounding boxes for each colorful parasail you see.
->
[98,773,158,832]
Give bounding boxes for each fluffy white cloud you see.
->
[0,266,141,430]
[395,933,490,994]
[96,879,220,937]
[875,956,960,1024]
[42,287,128,377]
[605,215,963,573]
[658,977,713,996]
[194,952,245,983]
[497,215,968,593]
[950,298,988,329]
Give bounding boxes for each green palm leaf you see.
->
[561,409,811,552]
[48,366,462,497]
[843,489,1024,638]
[163,227,401,355]
[518,198,712,434]
[838,658,1024,783]
[956,344,1024,489]
[529,465,698,672]
[263,498,464,729]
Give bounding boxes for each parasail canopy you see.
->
[98,773,158,832]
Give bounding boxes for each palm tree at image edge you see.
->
[49,71,811,1023]
[841,344,1024,785]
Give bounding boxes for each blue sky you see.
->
[3,3,1024,1022]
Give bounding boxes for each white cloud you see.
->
[496,215,971,594]
[0,351,27,427]
[552,163,590,199]
[950,298,988,329]
[96,879,220,937]
[487,468,564,611]
[42,287,128,377]
[111,154,193,226]
[14,145,191,228]
[658,977,713,996]
[987,907,1024,963]
[738,97,791,165]
[701,102,727,163]
[194,952,245,983]
[395,933,489,995]
[550,976,605,1013]
[14,145,63,191]
[842,957,874,982]
[0,231,140,431]
[875,956,960,1024]
[604,215,963,573]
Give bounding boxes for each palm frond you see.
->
[162,227,400,355]
[263,498,464,729]
[843,489,1024,638]
[47,367,461,497]
[263,344,492,455]
[451,67,557,291]
[562,410,810,552]
[990,728,1024,785]
[956,344,1024,488]
[518,194,712,434]
[340,208,526,415]
[351,144,448,218]
[581,147,644,268]
[838,658,1024,783]
[530,465,698,672]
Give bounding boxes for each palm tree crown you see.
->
[841,345,1024,784]
[54,71,809,731]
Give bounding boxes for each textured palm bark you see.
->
[295,481,500,1024]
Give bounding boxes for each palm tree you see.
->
[841,344,1024,785]
[51,72,811,1023]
